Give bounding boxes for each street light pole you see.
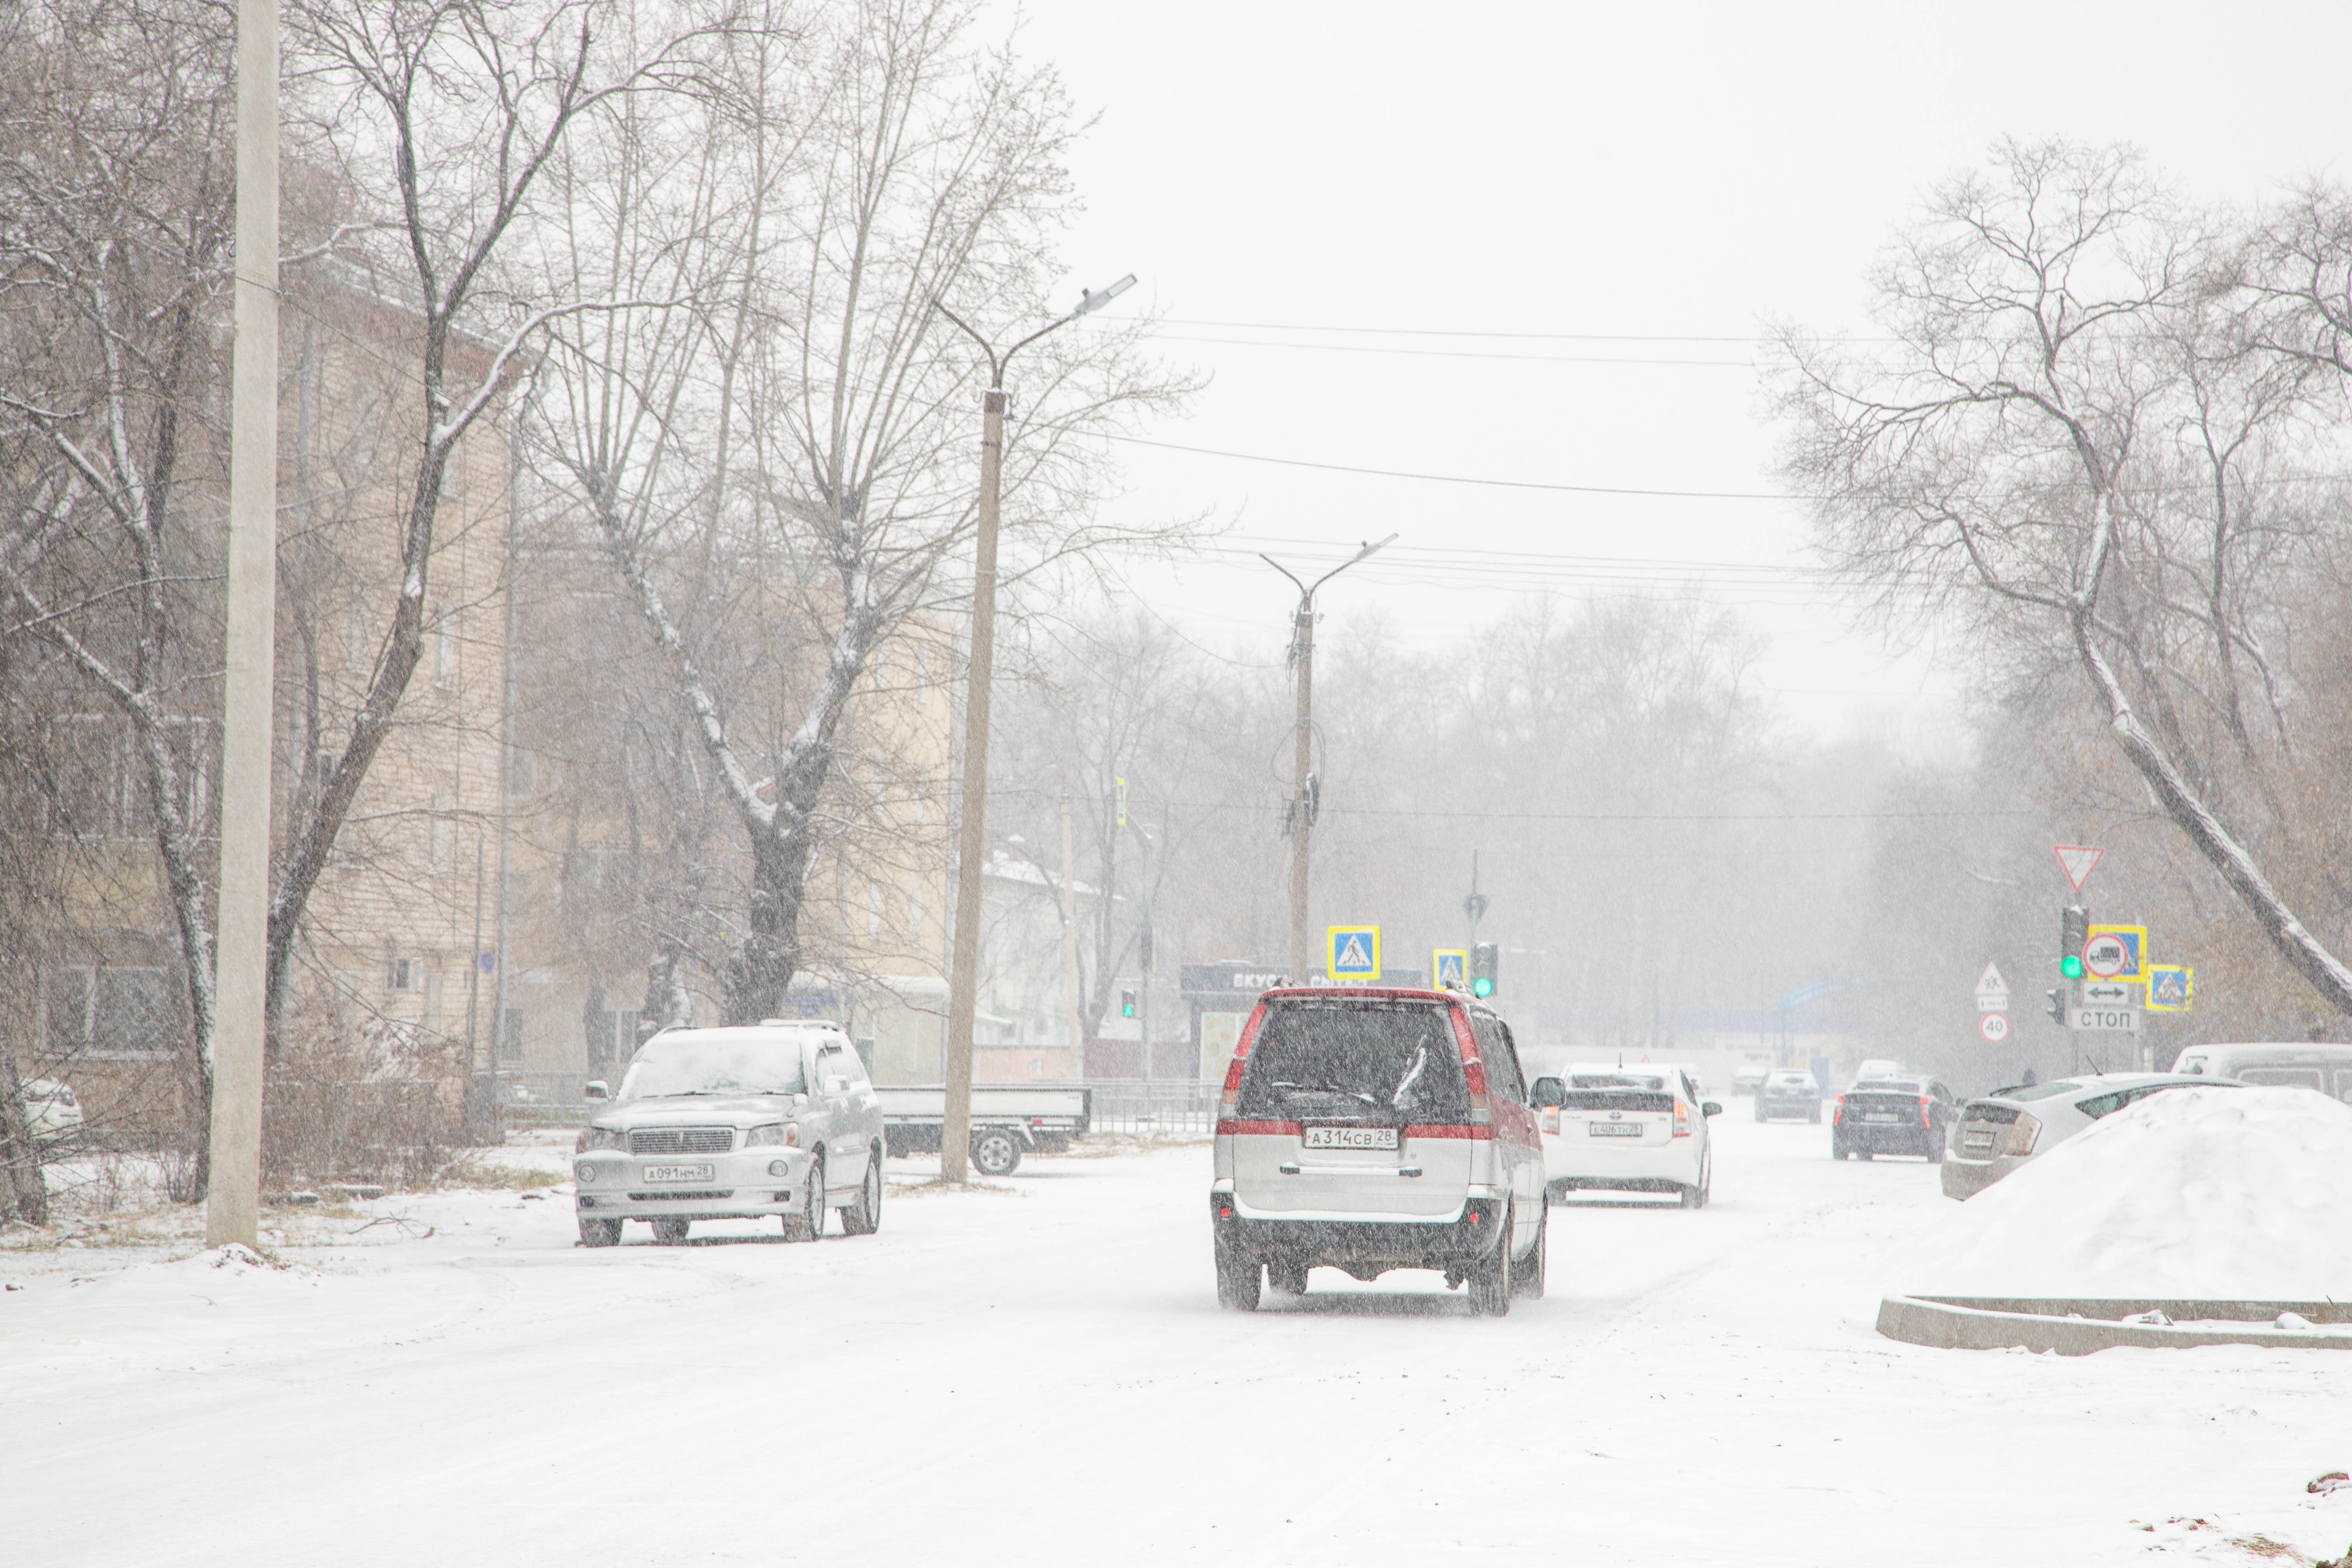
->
[937,274,1134,1183]
[207,0,279,1249]
[1261,536,1396,982]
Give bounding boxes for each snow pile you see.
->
[1902,1086,2352,1300]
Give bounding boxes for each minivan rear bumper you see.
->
[1208,1190,1506,1265]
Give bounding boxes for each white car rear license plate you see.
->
[1588,1123,1644,1138]
[1865,1113,1901,1123]
[1302,1126,1399,1150]
[641,1164,714,1183]
[1961,1132,1998,1154]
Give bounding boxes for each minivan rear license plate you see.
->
[1588,1123,1643,1138]
[1864,1113,1901,1123]
[1302,1126,1399,1150]
[642,1164,715,1183]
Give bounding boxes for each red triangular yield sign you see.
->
[2054,844,2103,891]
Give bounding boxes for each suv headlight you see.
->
[581,1126,627,1152]
[745,1122,799,1148]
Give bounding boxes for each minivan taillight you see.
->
[1220,1054,1246,1118]
[1831,1094,1845,1126]
[1919,1094,1933,1128]
[1672,1101,1692,1139]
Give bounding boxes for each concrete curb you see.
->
[1876,1296,2352,1355]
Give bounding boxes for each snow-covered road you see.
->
[5,1113,2347,1566]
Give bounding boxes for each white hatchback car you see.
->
[573,1021,885,1246]
[1209,987,1548,1315]
[1941,1072,2245,1199]
[1531,1064,1721,1207]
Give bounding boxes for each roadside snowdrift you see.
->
[1900,1086,2352,1300]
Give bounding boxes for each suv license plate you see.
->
[1588,1123,1643,1138]
[641,1164,714,1183]
[1865,1113,1901,1123]
[1302,1125,1399,1150]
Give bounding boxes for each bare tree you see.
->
[532,0,1190,1024]
[1775,137,2352,1013]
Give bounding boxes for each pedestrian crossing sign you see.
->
[1432,949,1469,991]
[1327,925,1381,981]
[2146,964,2193,1012]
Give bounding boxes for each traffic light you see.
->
[1470,943,1498,999]
[1120,988,1137,1019]
[2045,987,2067,1026]
[2059,905,2090,979]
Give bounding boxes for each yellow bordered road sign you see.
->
[2086,924,2147,981]
[1432,949,1468,991]
[1327,925,1381,981]
[2146,964,2193,1012]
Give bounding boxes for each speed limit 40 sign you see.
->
[1979,1012,2010,1043]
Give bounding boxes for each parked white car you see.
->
[1209,987,1548,1315]
[1531,1064,1720,1207]
[1941,1073,2245,1199]
[20,1079,82,1144]
[573,1021,885,1246]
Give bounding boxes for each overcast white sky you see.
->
[996,0,2352,749]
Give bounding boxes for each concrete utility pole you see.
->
[206,0,278,1250]
[1261,536,1396,982]
[937,274,1133,1182]
[1060,794,1084,1078]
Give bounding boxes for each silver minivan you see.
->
[573,1021,886,1246]
[2172,1042,2352,1100]
[1208,987,1548,1315]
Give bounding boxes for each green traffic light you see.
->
[1472,978,1494,998]
[2061,955,2083,979]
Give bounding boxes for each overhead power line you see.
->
[1105,435,1806,501]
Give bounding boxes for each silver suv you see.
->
[1209,987,1548,1315]
[574,1021,886,1246]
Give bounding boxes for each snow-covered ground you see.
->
[4,1114,2347,1566]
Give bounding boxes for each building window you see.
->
[497,1007,525,1063]
[909,889,924,944]
[386,957,422,992]
[432,608,457,689]
[43,965,173,1056]
[428,787,451,871]
[44,717,208,839]
[867,882,884,937]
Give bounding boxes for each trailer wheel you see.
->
[970,1127,1023,1177]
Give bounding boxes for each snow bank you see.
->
[1899,1086,2352,1300]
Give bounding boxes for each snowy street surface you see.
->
[5,1114,2348,1566]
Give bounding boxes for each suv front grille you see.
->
[630,1128,734,1155]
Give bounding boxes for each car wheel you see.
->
[1681,1149,1712,1209]
[1832,1143,1848,1160]
[1467,1204,1513,1316]
[1925,1136,1945,1165]
[1857,1150,1874,1161]
[840,1148,883,1235]
[970,1128,1023,1178]
[1807,1106,1821,1124]
[1214,1244,1262,1311]
[578,1218,621,1248]
[1511,1201,1547,1300]
[651,1218,690,1246]
[1269,1260,1309,1296]
[1753,1102,1766,1122]
[789,1154,826,1241]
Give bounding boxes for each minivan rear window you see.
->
[1237,1000,1469,1123]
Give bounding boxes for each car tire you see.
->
[578,1218,621,1248]
[1807,1106,1821,1124]
[1681,1150,1711,1209]
[1511,1201,1547,1300]
[789,1155,826,1241]
[840,1148,883,1235]
[1857,1150,1874,1161]
[1925,1136,1945,1165]
[970,1128,1023,1178]
[1214,1244,1262,1311]
[1832,1144,1848,1160]
[1467,1204,1513,1316]
[1753,1102,1766,1122]
[651,1218,690,1246]
[1269,1260,1309,1297]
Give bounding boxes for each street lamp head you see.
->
[1072,274,1137,318]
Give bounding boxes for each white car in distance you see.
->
[573,1021,885,1246]
[1531,1064,1721,1208]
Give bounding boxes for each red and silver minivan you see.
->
[1208,987,1548,1315]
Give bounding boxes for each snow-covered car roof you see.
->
[1971,1071,2233,1105]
